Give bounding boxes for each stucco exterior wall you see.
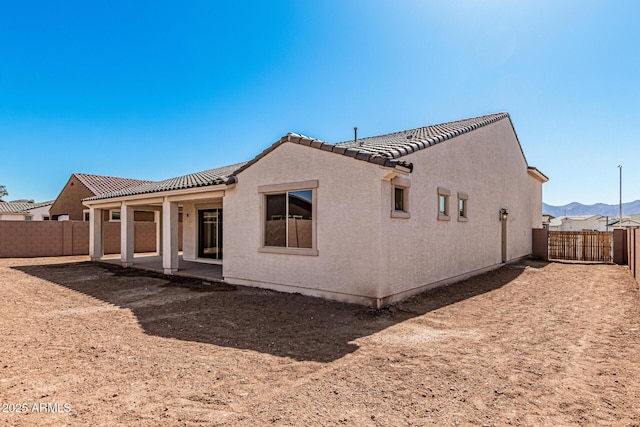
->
[0,213,27,221]
[25,204,51,221]
[559,217,600,231]
[50,175,94,220]
[221,121,543,306]
[378,119,542,302]
[223,142,384,303]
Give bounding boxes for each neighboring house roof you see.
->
[565,214,603,221]
[87,112,542,202]
[550,214,602,224]
[74,173,152,195]
[549,218,563,227]
[607,219,640,227]
[0,201,54,214]
[84,162,247,201]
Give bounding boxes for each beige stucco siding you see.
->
[223,142,385,302]
[379,119,539,300]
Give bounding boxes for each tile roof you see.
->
[74,173,153,196]
[0,200,54,214]
[334,112,510,158]
[85,162,247,201]
[234,112,512,176]
[86,112,528,202]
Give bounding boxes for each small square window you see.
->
[391,177,411,219]
[394,187,405,211]
[25,215,32,221]
[110,210,121,221]
[438,187,451,221]
[439,195,448,216]
[458,192,468,222]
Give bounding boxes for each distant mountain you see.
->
[543,200,640,217]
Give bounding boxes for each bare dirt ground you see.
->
[0,257,639,426]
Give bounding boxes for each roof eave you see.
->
[527,167,549,183]
[82,182,235,206]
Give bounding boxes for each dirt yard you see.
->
[0,257,639,426]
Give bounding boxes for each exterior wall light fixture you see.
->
[500,207,509,221]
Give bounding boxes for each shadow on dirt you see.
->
[13,260,539,362]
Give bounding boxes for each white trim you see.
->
[258,247,319,256]
[109,209,121,222]
[258,179,319,194]
[527,168,549,183]
[391,210,411,219]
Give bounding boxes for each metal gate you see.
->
[548,231,613,262]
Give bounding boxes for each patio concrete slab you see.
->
[100,254,223,282]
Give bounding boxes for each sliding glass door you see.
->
[198,209,222,260]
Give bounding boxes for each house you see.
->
[0,201,54,221]
[542,213,554,229]
[604,218,640,229]
[83,112,547,307]
[50,173,154,222]
[547,214,603,231]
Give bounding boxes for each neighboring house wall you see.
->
[50,175,94,220]
[25,204,51,221]
[0,221,167,258]
[100,210,155,222]
[0,213,27,221]
[559,216,601,231]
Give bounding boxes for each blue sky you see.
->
[1,0,638,205]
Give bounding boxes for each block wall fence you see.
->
[0,221,183,258]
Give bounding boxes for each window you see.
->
[438,187,450,221]
[458,192,468,222]
[84,211,90,222]
[110,210,121,221]
[259,180,318,255]
[25,215,32,221]
[394,187,405,211]
[391,175,411,218]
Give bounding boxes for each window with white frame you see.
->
[458,192,468,221]
[260,180,318,255]
[83,210,90,222]
[110,209,121,222]
[438,187,450,221]
[391,175,411,218]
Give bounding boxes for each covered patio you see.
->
[83,163,243,277]
[100,253,223,282]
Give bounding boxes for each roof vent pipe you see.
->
[354,127,358,145]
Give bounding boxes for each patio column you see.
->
[162,200,179,274]
[89,207,104,260]
[120,203,135,267]
[155,210,162,255]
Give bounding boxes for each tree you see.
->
[0,185,7,198]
